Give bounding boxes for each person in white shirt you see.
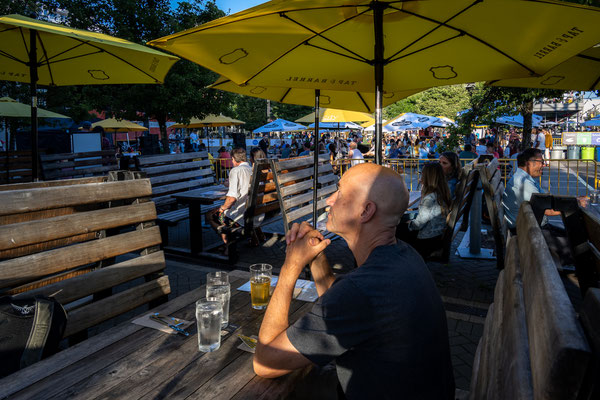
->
[348,141,364,167]
[531,128,546,151]
[207,147,252,246]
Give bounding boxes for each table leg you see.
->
[188,204,203,254]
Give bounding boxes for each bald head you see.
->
[349,142,357,149]
[342,163,408,228]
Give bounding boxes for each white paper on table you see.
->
[132,313,194,334]
[237,277,318,302]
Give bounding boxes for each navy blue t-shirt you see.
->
[287,242,455,400]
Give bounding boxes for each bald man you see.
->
[254,164,454,400]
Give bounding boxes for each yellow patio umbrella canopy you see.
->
[0,14,179,86]
[489,45,600,91]
[296,108,374,124]
[149,0,600,164]
[0,97,70,119]
[91,118,148,132]
[149,0,600,93]
[209,76,420,113]
[171,114,245,128]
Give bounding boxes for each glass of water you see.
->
[591,190,599,206]
[195,300,222,352]
[206,271,230,328]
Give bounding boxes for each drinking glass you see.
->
[591,190,599,206]
[250,264,272,310]
[195,300,222,352]
[206,272,230,328]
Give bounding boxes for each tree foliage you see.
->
[383,85,469,120]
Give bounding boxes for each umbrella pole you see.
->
[373,2,385,166]
[29,29,39,181]
[313,89,320,227]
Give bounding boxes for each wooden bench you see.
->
[1,150,34,184]
[477,158,506,269]
[428,164,480,262]
[0,174,170,348]
[469,201,594,400]
[137,151,215,210]
[270,155,338,239]
[40,150,118,180]
[529,193,600,295]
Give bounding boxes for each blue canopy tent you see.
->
[582,117,600,127]
[253,118,306,134]
[384,112,441,131]
[307,121,362,130]
[495,114,543,128]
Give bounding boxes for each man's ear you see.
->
[360,201,377,223]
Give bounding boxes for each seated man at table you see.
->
[253,163,455,400]
[206,147,252,247]
[502,147,585,265]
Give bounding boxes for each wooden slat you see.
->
[0,176,105,191]
[517,203,591,399]
[151,177,214,196]
[43,157,116,171]
[149,168,212,185]
[63,275,171,337]
[137,151,208,166]
[142,160,212,177]
[276,163,333,185]
[44,165,117,179]
[40,151,115,162]
[273,154,329,171]
[0,226,162,289]
[0,180,152,216]
[280,174,337,198]
[15,251,166,304]
[282,184,337,211]
[0,202,156,251]
[286,198,329,225]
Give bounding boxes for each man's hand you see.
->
[283,222,330,275]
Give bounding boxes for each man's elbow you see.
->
[253,357,288,378]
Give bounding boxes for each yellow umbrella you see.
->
[488,45,600,91]
[170,114,245,128]
[0,97,70,119]
[149,0,600,164]
[91,118,148,132]
[296,108,374,124]
[0,14,179,179]
[209,76,420,113]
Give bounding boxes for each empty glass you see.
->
[206,271,230,328]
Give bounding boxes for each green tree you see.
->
[413,85,470,119]
[271,102,313,125]
[231,95,268,132]
[383,97,417,119]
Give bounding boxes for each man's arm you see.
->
[310,252,335,297]
[253,223,331,378]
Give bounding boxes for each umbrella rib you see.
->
[279,88,292,103]
[303,42,369,63]
[392,5,535,74]
[40,49,105,66]
[42,41,88,63]
[280,12,370,63]
[244,9,371,84]
[388,34,463,63]
[356,92,370,112]
[36,31,56,86]
[0,50,25,64]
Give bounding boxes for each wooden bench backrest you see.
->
[138,151,214,208]
[271,154,337,233]
[0,177,169,339]
[579,288,600,398]
[581,209,600,289]
[441,165,479,261]
[478,158,506,269]
[40,150,118,180]
[244,160,280,232]
[470,202,591,400]
[0,151,33,184]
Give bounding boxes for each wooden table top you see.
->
[173,184,228,203]
[408,190,421,209]
[0,271,314,400]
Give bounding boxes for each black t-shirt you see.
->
[287,242,455,400]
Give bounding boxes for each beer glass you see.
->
[250,264,272,310]
[195,300,222,352]
[206,271,230,328]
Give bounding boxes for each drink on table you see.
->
[206,271,230,328]
[250,264,272,310]
[195,300,222,352]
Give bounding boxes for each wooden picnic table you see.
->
[0,271,314,400]
[172,184,228,255]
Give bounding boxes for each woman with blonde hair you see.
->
[397,162,451,258]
